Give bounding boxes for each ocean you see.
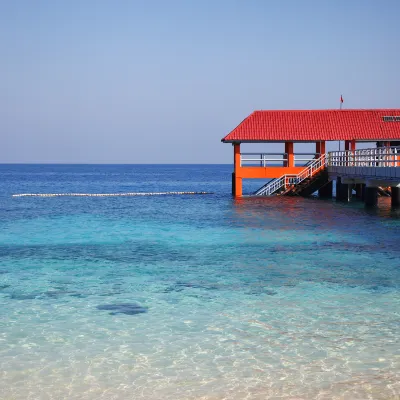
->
[0,164,399,400]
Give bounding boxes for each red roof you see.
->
[221,109,400,142]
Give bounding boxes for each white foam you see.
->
[12,192,211,198]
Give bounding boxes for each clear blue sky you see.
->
[1,0,399,163]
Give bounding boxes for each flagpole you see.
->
[339,94,343,151]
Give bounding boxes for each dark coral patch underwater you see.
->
[96,303,148,315]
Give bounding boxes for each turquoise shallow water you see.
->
[0,164,399,400]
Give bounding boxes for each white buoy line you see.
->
[12,191,212,198]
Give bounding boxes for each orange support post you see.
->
[320,141,326,155]
[235,176,242,197]
[316,142,321,156]
[383,141,393,166]
[316,141,326,157]
[389,142,400,167]
[233,143,242,197]
[285,142,294,167]
[344,140,356,166]
[345,140,356,152]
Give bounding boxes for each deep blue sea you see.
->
[0,164,399,400]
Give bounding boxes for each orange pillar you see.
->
[344,140,356,166]
[285,142,294,167]
[233,143,242,197]
[345,140,356,151]
[320,141,326,155]
[383,141,391,167]
[316,141,326,157]
[316,142,321,157]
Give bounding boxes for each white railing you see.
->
[253,146,399,196]
[255,154,327,195]
[241,153,320,167]
[255,176,286,196]
[328,146,400,167]
[240,153,286,167]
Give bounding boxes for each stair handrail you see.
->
[254,158,317,195]
[255,154,327,196]
[293,153,327,186]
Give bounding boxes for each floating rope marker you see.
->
[12,191,212,198]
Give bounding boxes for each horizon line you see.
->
[0,162,234,165]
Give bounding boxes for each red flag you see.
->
[340,95,344,103]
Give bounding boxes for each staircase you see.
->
[285,169,329,196]
[254,154,329,196]
[377,187,391,197]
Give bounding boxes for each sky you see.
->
[1,0,399,163]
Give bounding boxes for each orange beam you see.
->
[237,166,304,179]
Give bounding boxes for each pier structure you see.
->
[328,147,400,207]
[221,109,400,207]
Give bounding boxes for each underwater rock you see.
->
[69,293,87,298]
[9,293,40,300]
[45,290,74,298]
[96,303,147,315]
[176,281,219,290]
